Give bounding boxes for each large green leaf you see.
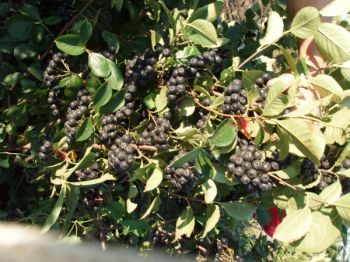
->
[319,179,342,204]
[335,193,350,223]
[88,52,111,77]
[178,96,196,116]
[274,205,312,243]
[79,19,92,45]
[144,167,163,192]
[188,1,224,22]
[75,117,94,142]
[107,61,123,90]
[186,19,218,48]
[41,185,66,233]
[170,148,202,168]
[100,89,125,114]
[202,205,220,237]
[175,206,195,240]
[290,7,320,39]
[55,34,85,56]
[210,119,237,148]
[140,194,161,219]
[202,179,217,204]
[260,11,284,46]
[276,119,325,165]
[221,202,256,221]
[293,210,341,253]
[101,31,120,52]
[309,74,343,102]
[262,81,290,116]
[340,60,350,81]
[314,23,350,64]
[320,0,350,17]
[94,83,112,108]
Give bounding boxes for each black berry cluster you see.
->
[222,80,247,115]
[166,65,195,111]
[73,163,100,181]
[47,86,61,116]
[108,134,135,173]
[152,227,174,247]
[38,138,53,162]
[125,48,159,87]
[43,52,68,88]
[100,114,120,146]
[154,43,171,58]
[228,138,277,191]
[301,156,335,191]
[140,117,171,151]
[255,73,271,107]
[189,50,223,71]
[196,97,211,129]
[64,89,90,143]
[165,162,197,193]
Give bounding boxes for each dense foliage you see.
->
[1,0,350,260]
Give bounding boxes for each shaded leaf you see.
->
[221,202,256,221]
[203,205,220,237]
[175,206,195,240]
[75,117,94,142]
[56,34,85,56]
[211,119,237,148]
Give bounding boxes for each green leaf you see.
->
[273,159,302,179]
[274,205,312,243]
[144,167,163,192]
[175,206,195,240]
[202,179,217,204]
[6,14,33,41]
[320,0,350,17]
[170,148,202,168]
[335,193,350,223]
[314,23,350,64]
[262,81,290,116]
[188,1,224,22]
[290,7,321,39]
[276,119,325,165]
[202,205,220,237]
[278,45,298,74]
[178,96,196,116]
[127,183,138,213]
[140,194,160,219]
[94,83,112,108]
[155,88,168,112]
[340,60,350,81]
[309,74,343,102]
[100,89,125,114]
[55,34,85,56]
[63,185,80,233]
[107,61,123,90]
[107,201,125,221]
[221,202,256,221]
[319,179,342,204]
[20,4,40,20]
[111,0,123,11]
[211,119,237,148]
[68,173,116,187]
[260,11,284,46]
[0,156,9,168]
[186,19,218,48]
[159,1,176,33]
[293,210,341,253]
[63,147,96,179]
[13,43,36,59]
[59,75,83,88]
[75,117,94,142]
[41,185,66,233]
[101,31,120,52]
[79,19,92,45]
[88,52,111,77]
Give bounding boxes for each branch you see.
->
[40,0,94,61]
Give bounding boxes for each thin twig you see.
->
[40,0,94,61]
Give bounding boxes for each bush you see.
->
[0,0,350,260]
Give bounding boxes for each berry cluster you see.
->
[301,156,335,190]
[196,97,211,129]
[64,89,90,143]
[108,134,135,173]
[152,227,174,247]
[140,117,171,151]
[47,86,61,116]
[165,163,197,193]
[189,50,223,70]
[38,138,53,162]
[222,80,247,115]
[228,139,276,191]
[100,114,120,146]
[125,48,159,87]
[73,163,100,181]
[255,73,271,107]
[154,43,171,58]
[43,52,68,88]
